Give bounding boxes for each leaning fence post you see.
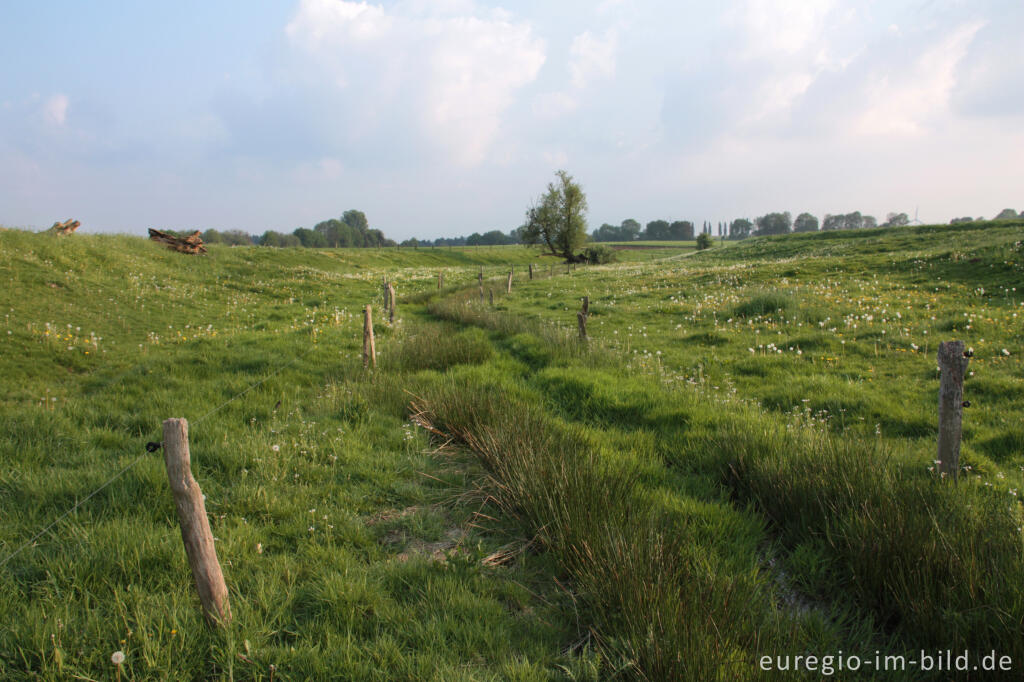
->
[162,418,231,627]
[363,305,376,368]
[937,340,969,481]
[506,271,513,294]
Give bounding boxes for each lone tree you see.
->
[522,170,588,261]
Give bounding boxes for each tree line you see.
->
[198,210,396,248]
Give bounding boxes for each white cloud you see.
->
[569,29,618,89]
[855,21,984,136]
[533,91,579,118]
[43,94,69,126]
[734,0,837,58]
[285,0,545,166]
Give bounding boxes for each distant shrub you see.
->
[696,233,713,250]
[580,244,617,264]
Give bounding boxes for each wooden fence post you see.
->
[363,305,376,368]
[388,284,396,324]
[489,289,494,306]
[578,296,589,341]
[937,340,969,481]
[478,270,484,304]
[381,277,390,314]
[162,418,231,627]
[506,271,513,294]
[529,263,533,280]
[437,272,443,290]
[566,262,570,275]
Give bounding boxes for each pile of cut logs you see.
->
[148,228,207,255]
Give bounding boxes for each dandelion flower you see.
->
[111,651,125,665]
[271,444,280,452]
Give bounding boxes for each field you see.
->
[1,222,1023,680]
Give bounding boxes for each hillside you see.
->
[2,223,1023,680]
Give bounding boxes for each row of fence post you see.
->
[156,264,972,629]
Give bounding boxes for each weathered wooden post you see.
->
[478,270,484,304]
[388,283,396,324]
[381,277,390,315]
[566,261,570,275]
[437,272,443,289]
[363,305,376,368]
[489,289,494,306]
[578,296,589,341]
[529,263,533,280]
[937,340,969,481]
[506,271,513,294]
[162,419,231,627]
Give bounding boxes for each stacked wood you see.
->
[49,219,80,235]
[148,228,207,254]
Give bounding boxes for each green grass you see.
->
[3,222,1024,679]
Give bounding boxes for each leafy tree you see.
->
[863,215,877,229]
[950,216,976,224]
[522,170,588,260]
[669,220,695,240]
[259,230,300,247]
[729,218,753,239]
[843,211,864,230]
[883,212,909,227]
[592,223,620,242]
[754,212,792,236]
[293,227,327,247]
[793,213,819,233]
[621,219,641,239]
[643,219,671,240]
[695,232,713,250]
[995,208,1019,220]
[342,209,369,233]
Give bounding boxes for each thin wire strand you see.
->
[0,336,327,569]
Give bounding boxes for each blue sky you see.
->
[2,0,1022,239]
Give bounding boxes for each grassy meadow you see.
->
[1,222,1023,680]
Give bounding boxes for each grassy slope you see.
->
[3,224,1024,679]
[0,230,599,680]
[492,222,1024,473]
[419,221,1024,677]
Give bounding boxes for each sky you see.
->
[2,0,1022,240]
